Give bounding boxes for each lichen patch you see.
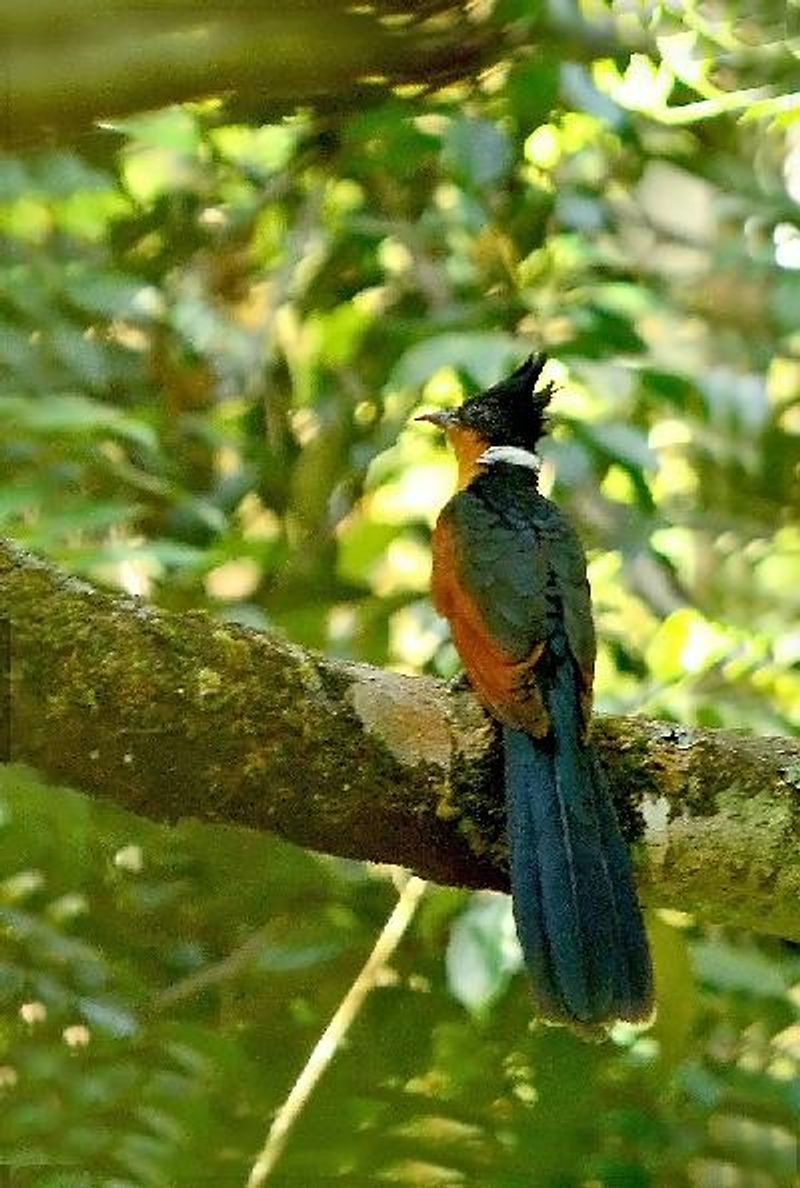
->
[349,673,451,768]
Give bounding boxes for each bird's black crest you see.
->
[457,354,554,449]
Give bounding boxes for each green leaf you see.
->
[640,368,696,408]
[390,332,522,392]
[505,61,560,128]
[691,939,792,997]
[771,273,800,332]
[211,124,297,174]
[47,325,111,390]
[446,893,522,1013]
[646,609,729,682]
[564,307,645,357]
[0,960,26,1001]
[444,117,512,187]
[114,107,201,154]
[35,1171,102,1187]
[0,157,31,202]
[582,422,657,471]
[0,394,157,451]
[649,914,699,1071]
[23,501,140,543]
[61,270,153,321]
[337,519,401,586]
[32,152,112,196]
[255,939,344,971]
[78,997,140,1037]
[561,63,626,127]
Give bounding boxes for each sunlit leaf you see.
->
[391,333,521,392]
[0,394,157,451]
[446,894,522,1013]
[690,939,793,997]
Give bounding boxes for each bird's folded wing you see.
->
[432,489,595,730]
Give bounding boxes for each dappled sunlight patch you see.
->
[366,461,455,527]
[389,603,445,670]
[204,558,261,601]
[647,608,732,682]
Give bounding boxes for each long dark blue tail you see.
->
[504,664,653,1030]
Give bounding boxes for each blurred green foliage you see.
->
[1,2,799,1184]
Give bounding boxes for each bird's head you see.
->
[416,353,554,487]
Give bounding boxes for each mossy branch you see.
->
[2,537,799,939]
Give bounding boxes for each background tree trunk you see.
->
[1,1,493,147]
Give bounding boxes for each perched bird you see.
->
[418,354,654,1033]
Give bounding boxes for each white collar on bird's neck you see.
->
[477,445,540,471]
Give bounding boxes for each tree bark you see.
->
[2,536,799,939]
[1,2,492,147]
[0,1,652,149]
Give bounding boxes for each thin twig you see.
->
[244,874,428,1188]
[150,922,276,1015]
[641,85,773,125]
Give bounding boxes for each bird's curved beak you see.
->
[414,410,457,428]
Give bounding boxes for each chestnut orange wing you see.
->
[432,487,551,734]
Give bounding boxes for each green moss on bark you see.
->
[3,537,800,935]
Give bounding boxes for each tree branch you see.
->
[1,2,492,147]
[0,2,652,149]
[2,537,799,939]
